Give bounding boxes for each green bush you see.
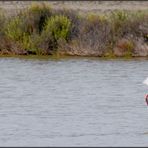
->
[29,32,55,55]
[53,9,80,39]
[70,13,112,53]
[110,10,129,42]
[4,16,36,52]
[0,9,5,36]
[5,17,24,41]
[34,15,72,54]
[21,3,52,34]
[44,15,71,41]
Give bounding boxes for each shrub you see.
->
[109,10,129,42]
[4,16,38,53]
[53,9,80,39]
[69,13,112,53]
[110,10,148,43]
[4,17,23,41]
[4,17,33,50]
[44,15,71,41]
[35,15,72,54]
[0,9,5,36]
[0,36,27,55]
[30,32,55,55]
[110,10,129,30]
[114,38,134,57]
[21,3,52,34]
[117,39,134,51]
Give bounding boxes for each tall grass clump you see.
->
[45,15,71,41]
[33,15,71,55]
[110,10,148,41]
[5,17,24,41]
[5,3,52,40]
[83,14,111,51]
[4,3,53,54]
[3,16,31,54]
[109,10,148,57]
[59,13,112,56]
[4,16,33,50]
[0,9,5,36]
[0,9,16,54]
[21,3,52,34]
[53,9,81,39]
[127,11,148,39]
[109,11,129,43]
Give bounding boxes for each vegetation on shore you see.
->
[0,3,148,57]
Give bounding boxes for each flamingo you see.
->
[143,78,148,105]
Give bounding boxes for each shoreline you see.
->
[0,54,148,61]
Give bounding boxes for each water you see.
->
[0,57,148,146]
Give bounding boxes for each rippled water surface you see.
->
[0,57,148,146]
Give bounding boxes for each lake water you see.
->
[0,57,148,146]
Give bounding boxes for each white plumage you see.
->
[143,77,148,86]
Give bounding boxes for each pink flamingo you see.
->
[143,78,148,106]
[145,94,148,106]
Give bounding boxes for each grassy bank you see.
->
[0,3,148,57]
